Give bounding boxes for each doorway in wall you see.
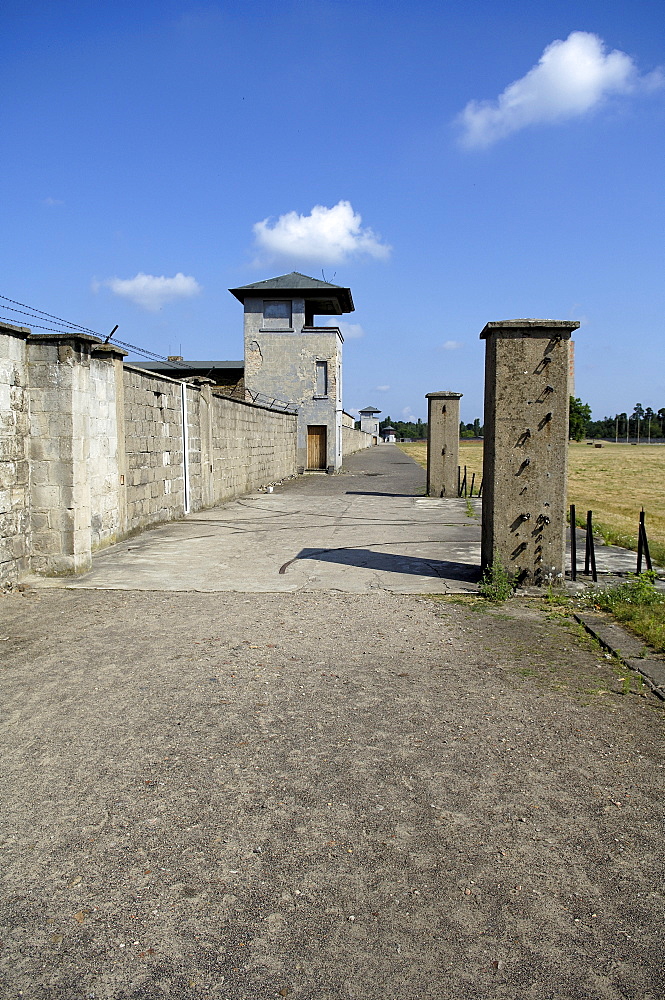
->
[307,425,327,470]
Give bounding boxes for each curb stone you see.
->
[573,611,665,701]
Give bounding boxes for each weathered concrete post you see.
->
[28,333,126,575]
[480,319,579,585]
[426,391,462,497]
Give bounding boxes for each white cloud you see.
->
[401,406,415,420]
[42,197,64,206]
[457,31,664,148]
[442,340,463,350]
[100,272,202,311]
[320,318,365,339]
[253,200,391,264]
[376,384,390,392]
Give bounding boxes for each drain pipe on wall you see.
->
[181,382,190,514]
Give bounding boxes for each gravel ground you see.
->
[1,587,664,1000]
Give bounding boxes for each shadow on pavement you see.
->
[287,546,481,581]
[345,491,424,498]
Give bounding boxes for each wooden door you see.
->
[307,425,327,469]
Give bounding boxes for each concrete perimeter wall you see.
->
[342,425,375,456]
[123,366,187,534]
[0,324,298,585]
[0,327,31,582]
[209,389,296,502]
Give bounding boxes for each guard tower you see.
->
[229,272,354,473]
[359,405,381,442]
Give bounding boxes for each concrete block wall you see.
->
[342,425,374,456]
[0,325,31,583]
[209,392,297,502]
[122,366,186,533]
[88,348,124,551]
[0,326,299,585]
[28,334,101,575]
[184,383,202,513]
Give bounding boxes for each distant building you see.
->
[381,425,397,443]
[229,272,355,473]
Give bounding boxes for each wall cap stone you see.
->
[28,332,102,345]
[426,391,463,399]
[480,319,580,339]
[0,322,31,338]
[91,343,128,359]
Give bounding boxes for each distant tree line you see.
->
[569,397,665,442]
[460,418,483,439]
[378,416,427,439]
[357,400,665,443]
[353,415,484,439]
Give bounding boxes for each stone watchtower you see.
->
[229,273,354,473]
[358,405,381,442]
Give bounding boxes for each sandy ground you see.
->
[1,586,664,1000]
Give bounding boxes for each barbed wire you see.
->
[0,293,297,411]
[0,315,86,334]
[0,294,200,371]
[0,294,100,335]
[107,336,202,371]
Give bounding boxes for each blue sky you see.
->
[2,0,663,424]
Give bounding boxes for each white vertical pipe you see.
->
[181,382,190,514]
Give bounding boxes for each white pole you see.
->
[181,382,190,514]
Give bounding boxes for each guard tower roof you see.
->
[358,404,381,414]
[229,272,354,314]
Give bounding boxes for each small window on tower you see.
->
[315,360,328,397]
[263,300,292,327]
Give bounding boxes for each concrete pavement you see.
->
[31,446,482,594]
[27,444,658,594]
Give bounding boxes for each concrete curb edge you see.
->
[573,611,665,701]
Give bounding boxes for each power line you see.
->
[0,293,200,371]
[0,294,100,336]
[0,292,296,411]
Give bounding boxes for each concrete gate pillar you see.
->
[480,319,579,585]
[426,391,462,497]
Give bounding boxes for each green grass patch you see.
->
[478,559,515,602]
[580,572,665,654]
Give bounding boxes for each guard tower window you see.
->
[315,361,328,397]
[263,300,292,328]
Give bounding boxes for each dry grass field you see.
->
[398,440,665,563]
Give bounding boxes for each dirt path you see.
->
[1,586,663,999]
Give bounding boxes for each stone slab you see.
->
[573,611,665,700]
